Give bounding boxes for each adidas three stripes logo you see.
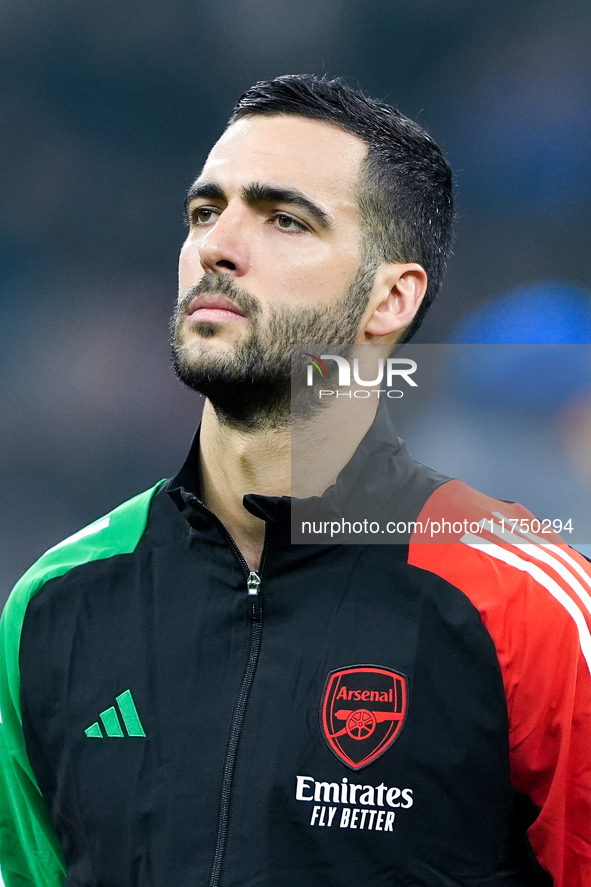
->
[84,689,146,738]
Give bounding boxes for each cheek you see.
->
[275,242,359,287]
[178,236,205,283]
[287,255,360,302]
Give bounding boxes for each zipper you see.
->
[208,568,264,887]
[185,493,267,887]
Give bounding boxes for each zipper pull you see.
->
[247,571,262,622]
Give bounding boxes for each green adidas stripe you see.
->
[116,689,146,737]
[100,706,124,737]
[84,722,102,738]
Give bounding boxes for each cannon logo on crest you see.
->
[321,665,408,770]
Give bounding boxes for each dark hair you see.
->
[229,74,454,341]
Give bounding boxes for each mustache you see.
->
[177,272,262,319]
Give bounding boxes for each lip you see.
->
[185,293,247,323]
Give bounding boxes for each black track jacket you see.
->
[1,407,590,886]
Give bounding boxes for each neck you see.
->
[199,400,291,570]
[198,395,379,569]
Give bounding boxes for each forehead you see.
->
[198,115,368,208]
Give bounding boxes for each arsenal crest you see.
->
[321,665,408,770]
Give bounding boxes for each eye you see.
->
[273,213,308,233]
[190,206,220,226]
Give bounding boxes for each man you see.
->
[0,75,589,887]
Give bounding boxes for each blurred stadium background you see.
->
[2,0,591,603]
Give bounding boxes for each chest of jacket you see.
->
[18,490,542,886]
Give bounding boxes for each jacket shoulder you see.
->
[2,481,164,632]
[408,478,591,667]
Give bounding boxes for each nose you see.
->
[197,205,249,277]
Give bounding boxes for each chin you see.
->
[189,321,218,339]
[183,318,250,348]
[182,318,227,340]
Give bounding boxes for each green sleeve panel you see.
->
[0,482,164,887]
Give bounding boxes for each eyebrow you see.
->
[184,182,225,211]
[184,181,331,230]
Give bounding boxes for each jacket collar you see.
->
[166,403,450,530]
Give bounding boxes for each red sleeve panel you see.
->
[408,480,591,887]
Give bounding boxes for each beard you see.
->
[170,260,377,431]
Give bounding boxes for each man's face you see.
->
[171,114,375,426]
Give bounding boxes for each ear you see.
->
[358,263,428,343]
